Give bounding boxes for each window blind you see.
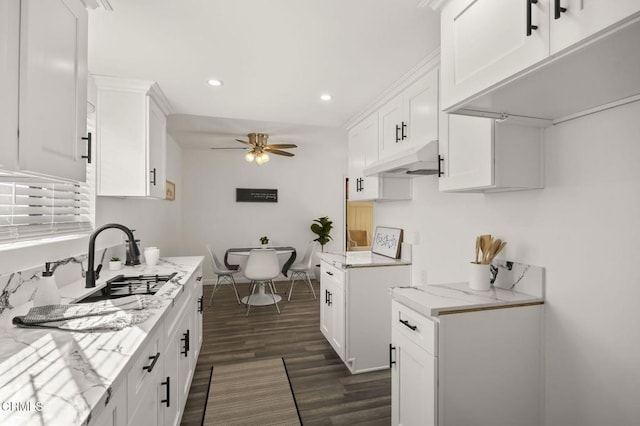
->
[0,179,93,243]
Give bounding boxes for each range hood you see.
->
[363,141,439,178]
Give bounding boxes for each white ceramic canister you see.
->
[469,262,491,291]
[144,247,160,266]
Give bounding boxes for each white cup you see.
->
[469,262,491,291]
[144,248,160,266]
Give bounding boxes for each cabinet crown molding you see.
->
[92,75,173,115]
[344,48,440,130]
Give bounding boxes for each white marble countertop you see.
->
[391,261,545,317]
[0,256,203,426]
[318,251,411,268]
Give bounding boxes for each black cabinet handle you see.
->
[161,376,170,407]
[399,319,417,331]
[401,121,407,140]
[328,291,332,307]
[359,178,364,192]
[438,155,444,177]
[526,0,538,36]
[198,296,203,313]
[143,352,160,372]
[326,271,333,276]
[150,168,157,186]
[181,329,190,357]
[81,133,92,163]
[389,344,396,368]
[196,276,203,282]
[554,0,567,19]
[395,124,401,143]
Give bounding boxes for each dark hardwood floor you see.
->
[181,280,391,426]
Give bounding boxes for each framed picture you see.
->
[165,180,175,201]
[371,226,403,259]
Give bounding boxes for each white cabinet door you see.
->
[403,69,439,148]
[148,97,166,198]
[0,0,19,172]
[95,77,169,198]
[439,115,494,191]
[550,0,640,53]
[349,114,381,201]
[391,329,436,426]
[91,380,127,426]
[319,279,332,341]
[329,280,345,358]
[378,94,404,158]
[18,0,88,181]
[440,0,549,111]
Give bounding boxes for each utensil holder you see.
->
[144,248,160,266]
[469,262,491,291]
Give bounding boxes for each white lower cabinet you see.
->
[438,114,543,193]
[391,300,543,426]
[320,260,411,374]
[90,260,203,426]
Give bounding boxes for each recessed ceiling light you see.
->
[320,94,332,101]
[207,79,223,87]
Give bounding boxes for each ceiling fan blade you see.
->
[267,149,295,157]
[210,147,247,150]
[264,144,298,149]
[235,139,254,146]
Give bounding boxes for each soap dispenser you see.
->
[33,262,61,307]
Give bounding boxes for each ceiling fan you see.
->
[210,133,297,165]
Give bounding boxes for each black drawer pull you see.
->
[437,155,444,177]
[395,124,401,143]
[143,352,160,372]
[389,344,396,368]
[401,121,407,140]
[399,319,417,331]
[554,0,567,19]
[196,276,203,281]
[198,296,203,313]
[81,133,92,163]
[150,168,157,185]
[526,0,538,36]
[161,376,170,407]
[326,271,333,276]
[181,329,190,356]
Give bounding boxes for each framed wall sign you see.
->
[371,226,403,259]
[165,180,175,201]
[236,188,278,203]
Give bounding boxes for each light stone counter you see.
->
[318,251,411,268]
[0,256,203,426]
[391,261,544,317]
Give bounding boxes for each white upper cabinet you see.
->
[1,0,89,182]
[437,0,640,121]
[379,69,439,159]
[94,76,171,198]
[440,0,548,112]
[348,113,412,201]
[438,114,543,193]
[550,0,640,54]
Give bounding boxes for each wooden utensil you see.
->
[479,234,492,264]
[486,240,507,264]
[475,236,480,264]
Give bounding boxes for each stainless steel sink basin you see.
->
[76,272,177,303]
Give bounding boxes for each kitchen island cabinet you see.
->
[319,252,411,374]
[390,263,544,426]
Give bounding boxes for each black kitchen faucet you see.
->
[86,223,140,288]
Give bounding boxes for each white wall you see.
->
[181,126,347,280]
[375,101,640,426]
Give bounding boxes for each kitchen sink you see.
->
[76,272,177,303]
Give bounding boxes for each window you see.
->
[0,178,93,244]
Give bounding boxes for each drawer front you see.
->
[127,328,163,418]
[391,300,437,355]
[321,261,345,289]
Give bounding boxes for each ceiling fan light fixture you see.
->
[245,151,256,162]
[259,152,270,163]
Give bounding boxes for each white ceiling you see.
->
[88,0,440,148]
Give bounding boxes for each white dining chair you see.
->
[286,241,318,301]
[244,249,281,315]
[206,244,241,307]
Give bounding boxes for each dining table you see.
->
[223,246,297,306]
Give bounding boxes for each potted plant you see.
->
[311,216,333,280]
[259,236,269,246]
[109,256,122,271]
[311,216,333,252]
